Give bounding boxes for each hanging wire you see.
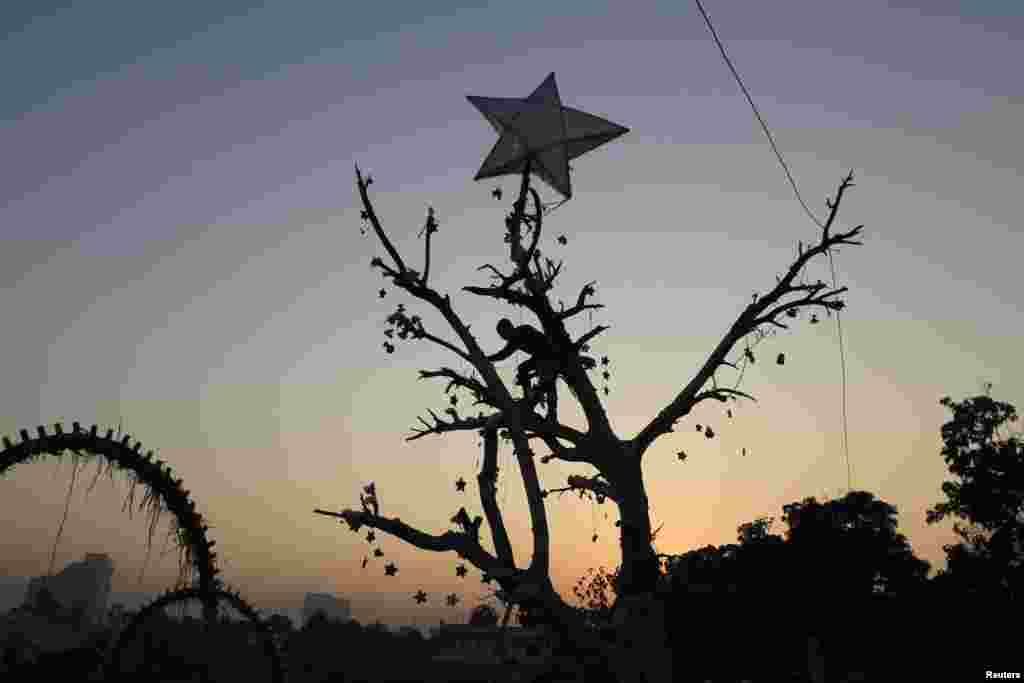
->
[693,0,853,494]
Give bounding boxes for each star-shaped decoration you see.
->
[379,289,386,298]
[456,563,468,578]
[777,353,786,365]
[374,548,384,558]
[467,73,629,201]
[705,426,715,439]
[455,477,467,492]
[414,590,428,604]
[384,562,398,576]
[677,451,687,462]
[492,187,503,200]
[366,531,376,543]
[557,235,567,245]
[601,356,610,366]
[445,593,460,607]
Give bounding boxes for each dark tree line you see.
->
[568,390,1023,681]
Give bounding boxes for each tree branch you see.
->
[478,428,515,567]
[559,281,602,322]
[314,508,503,572]
[536,435,587,464]
[356,165,408,276]
[419,207,439,286]
[418,367,494,406]
[631,173,864,457]
[545,474,619,504]
[407,407,505,442]
[574,324,610,352]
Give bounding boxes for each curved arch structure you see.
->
[0,422,222,613]
[108,586,286,683]
[1,421,284,681]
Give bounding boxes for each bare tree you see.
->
[315,163,863,682]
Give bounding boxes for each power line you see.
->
[693,0,853,494]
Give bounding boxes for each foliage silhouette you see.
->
[927,393,1024,597]
[317,155,864,683]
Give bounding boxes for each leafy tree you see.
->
[782,490,931,597]
[468,603,499,627]
[319,161,864,682]
[927,393,1024,596]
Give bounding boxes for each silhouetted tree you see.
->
[783,490,931,597]
[927,393,1024,597]
[319,160,864,683]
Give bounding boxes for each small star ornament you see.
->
[414,590,428,604]
[455,477,467,492]
[456,564,468,578]
[446,593,460,607]
[468,73,629,201]
[374,548,384,558]
[557,235,567,245]
[384,562,398,576]
[366,531,376,543]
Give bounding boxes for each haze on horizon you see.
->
[1,1,1022,627]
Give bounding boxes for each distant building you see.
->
[301,592,350,626]
[24,553,113,627]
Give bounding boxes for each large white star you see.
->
[467,73,629,200]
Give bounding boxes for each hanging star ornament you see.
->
[384,562,398,576]
[467,73,629,201]
[414,590,428,604]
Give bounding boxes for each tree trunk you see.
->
[605,455,672,682]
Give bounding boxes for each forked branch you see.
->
[632,172,864,457]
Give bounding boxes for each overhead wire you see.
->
[693,0,853,494]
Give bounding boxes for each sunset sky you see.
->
[1,1,1022,628]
